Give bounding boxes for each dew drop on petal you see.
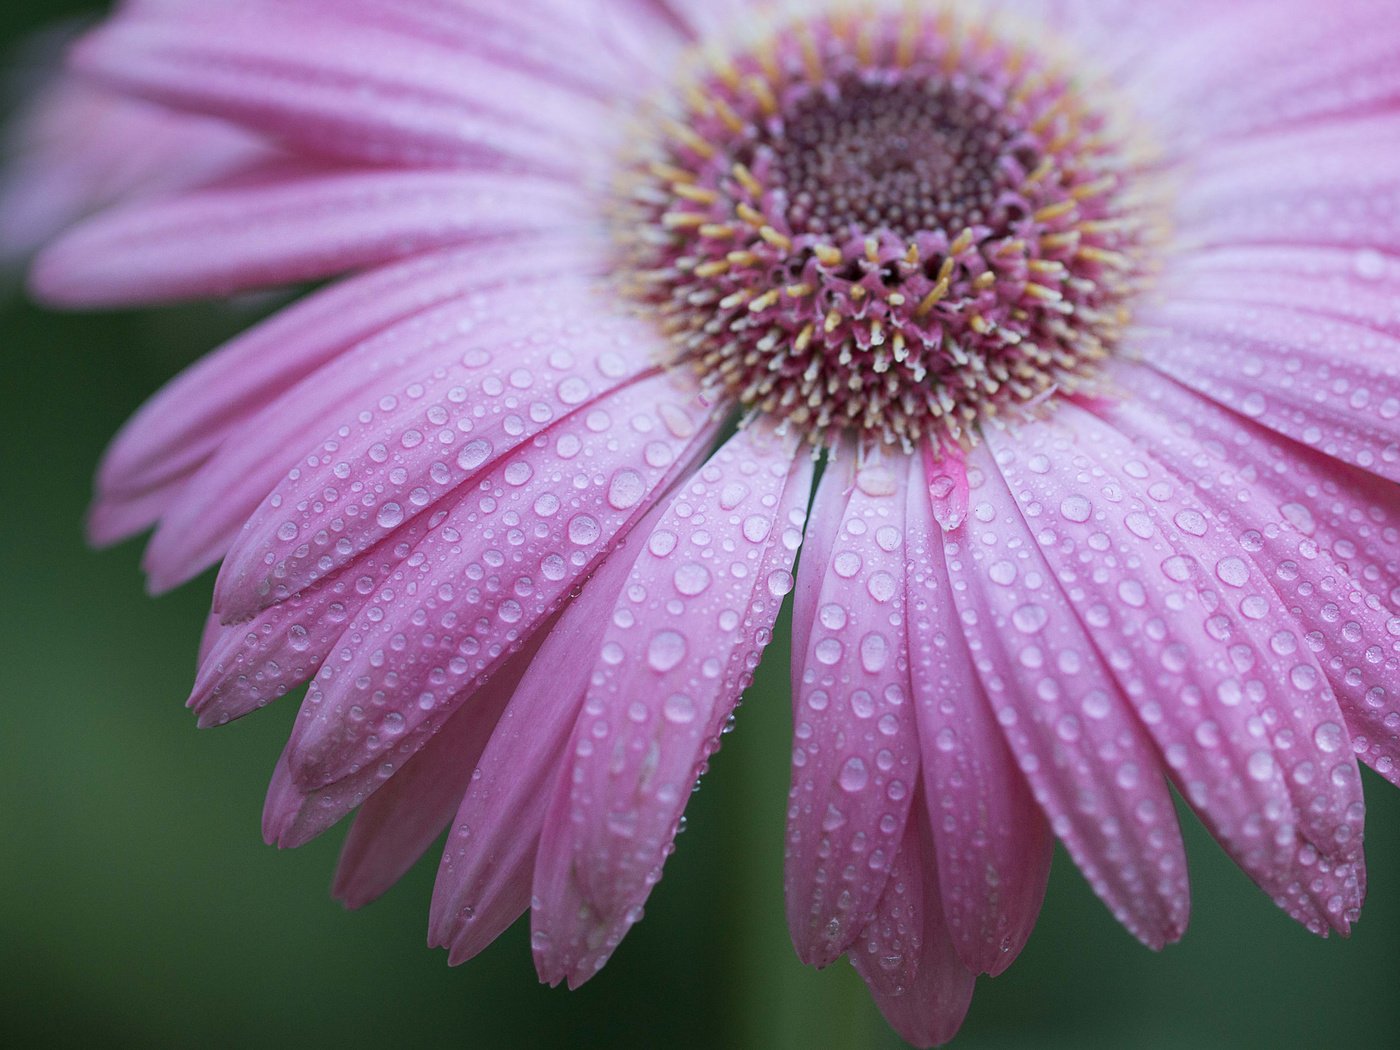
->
[648,630,687,672]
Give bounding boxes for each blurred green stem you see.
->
[728,614,897,1049]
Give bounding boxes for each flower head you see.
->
[14,0,1400,1045]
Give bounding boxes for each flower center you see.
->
[617,10,1151,448]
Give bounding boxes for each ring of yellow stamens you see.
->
[616,7,1153,449]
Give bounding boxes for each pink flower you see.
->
[17,0,1400,1044]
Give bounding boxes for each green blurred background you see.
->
[3,4,1398,1048]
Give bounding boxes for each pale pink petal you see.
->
[0,75,266,262]
[1173,112,1400,254]
[785,451,921,968]
[986,406,1366,934]
[263,0,680,100]
[1136,298,1400,483]
[31,164,585,306]
[261,375,719,847]
[905,451,1052,976]
[332,636,539,909]
[530,423,813,987]
[210,285,667,619]
[1159,244,1400,342]
[1107,366,1400,786]
[88,488,177,551]
[1125,2,1400,153]
[856,810,976,1050]
[91,236,601,547]
[429,509,660,964]
[946,444,1190,949]
[71,7,614,173]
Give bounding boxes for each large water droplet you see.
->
[838,757,869,793]
[648,630,687,672]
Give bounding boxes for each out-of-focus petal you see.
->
[31,164,585,306]
[70,6,618,173]
[1172,113,1400,257]
[0,77,266,263]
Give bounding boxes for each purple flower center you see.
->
[775,77,1024,241]
[619,11,1151,448]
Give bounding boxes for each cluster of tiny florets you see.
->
[617,8,1150,448]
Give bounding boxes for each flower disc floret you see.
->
[620,9,1150,447]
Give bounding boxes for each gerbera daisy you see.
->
[13,0,1400,1045]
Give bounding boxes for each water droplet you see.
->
[648,630,687,672]
[457,439,493,471]
[860,632,889,672]
[568,514,601,545]
[1314,722,1344,754]
[663,693,696,724]
[673,563,711,596]
[1247,750,1276,782]
[866,571,896,603]
[608,469,646,509]
[1060,495,1092,523]
[1011,604,1048,634]
[838,757,869,793]
[1353,248,1386,281]
[1174,509,1208,537]
[1215,557,1249,588]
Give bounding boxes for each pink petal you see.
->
[156,272,642,595]
[1137,298,1400,483]
[429,508,660,964]
[530,423,813,987]
[190,506,444,728]
[946,444,1190,949]
[72,7,613,173]
[332,636,540,909]
[91,236,600,548]
[189,313,671,726]
[986,406,1366,934]
[209,285,669,620]
[785,451,922,968]
[263,374,718,846]
[905,451,1052,976]
[848,815,925,997]
[31,163,585,306]
[1108,365,1400,785]
[856,810,976,1050]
